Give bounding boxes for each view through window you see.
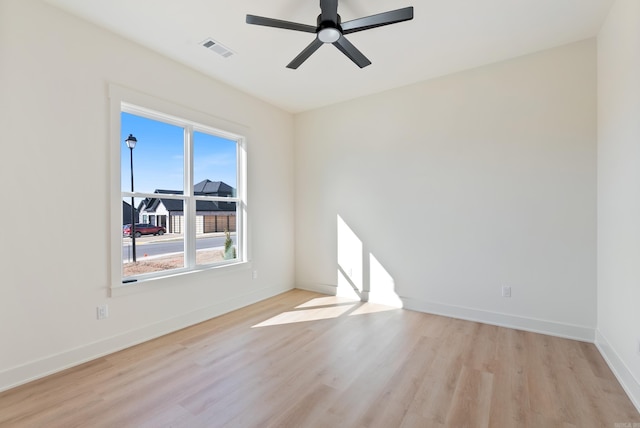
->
[120,106,244,281]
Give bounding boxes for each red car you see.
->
[123,223,166,237]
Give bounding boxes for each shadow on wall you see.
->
[337,215,402,308]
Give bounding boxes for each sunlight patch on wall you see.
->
[337,215,363,298]
[337,268,363,299]
[368,253,402,308]
[336,214,403,308]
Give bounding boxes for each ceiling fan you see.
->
[246,0,414,69]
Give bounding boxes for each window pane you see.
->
[193,131,237,196]
[193,131,239,266]
[121,112,184,194]
[196,203,238,266]
[122,198,185,278]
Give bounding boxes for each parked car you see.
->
[123,223,166,237]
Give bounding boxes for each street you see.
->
[122,234,236,262]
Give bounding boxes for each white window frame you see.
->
[109,85,249,293]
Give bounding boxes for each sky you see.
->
[121,112,237,195]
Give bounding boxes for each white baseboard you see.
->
[595,330,640,414]
[297,283,594,342]
[296,282,338,295]
[0,284,292,393]
[401,296,595,342]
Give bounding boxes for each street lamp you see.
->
[125,134,137,262]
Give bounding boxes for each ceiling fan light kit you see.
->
[318,27,341,43]
[246,0,414,69]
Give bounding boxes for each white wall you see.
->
[295,40,597,340]
[0,0,294,391]
[596,0,640,411]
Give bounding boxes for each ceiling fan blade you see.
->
[342,6,414,34]
[246,15,317,33]
[287,38,324,69]
[320,0,339,23]
[333,36,371,68]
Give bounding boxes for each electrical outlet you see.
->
[96,304,109,320]
[252,270,258,280]
[501,286,511,298]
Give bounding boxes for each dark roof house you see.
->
[194,179,234,195]
[139,180,236,214]
[122,200,139,225]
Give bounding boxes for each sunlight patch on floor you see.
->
[252,304,356,327]
[295,296,359,309]
[349,302,399,316]
[252,297,400,328]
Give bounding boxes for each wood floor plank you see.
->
[0,289,638,427]
[487,368,529,427]
[445,366,494,428]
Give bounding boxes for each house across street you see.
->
[136,179,237,234]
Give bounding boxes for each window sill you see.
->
[109,260,252,297]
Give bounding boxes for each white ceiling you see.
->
[42,0,613,113]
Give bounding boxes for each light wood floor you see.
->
[1,290,638,427]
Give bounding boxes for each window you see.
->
[110,86,247,287]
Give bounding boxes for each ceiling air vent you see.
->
[201,38,235,58]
